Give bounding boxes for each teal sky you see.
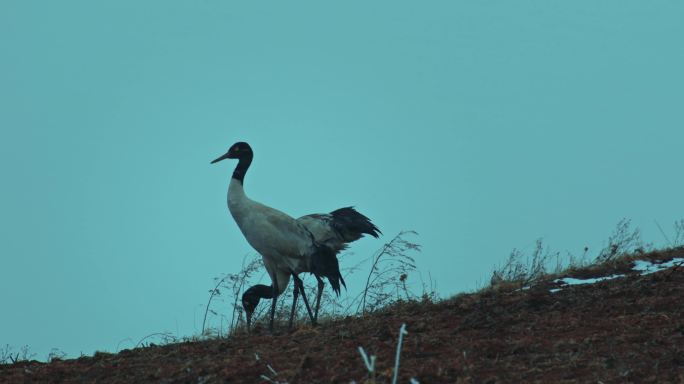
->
[2,1,683,360]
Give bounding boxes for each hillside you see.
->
[2,248,684,383]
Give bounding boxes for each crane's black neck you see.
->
[232,153,253,184]
[243,284,273,303]
[249,284,273,297]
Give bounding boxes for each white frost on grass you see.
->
[549,257,684,294]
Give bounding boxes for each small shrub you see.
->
[491,239,557,289]
[0,344,35,365]
[47,348,67,362]
[358,231,421,314]
[596,219,644,262]
[673,219,684,247]
[202,255,264,335]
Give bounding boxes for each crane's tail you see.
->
[330,207,382,243]
[310,243,346,296]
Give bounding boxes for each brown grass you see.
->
[3,247,683,383]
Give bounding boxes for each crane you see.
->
[211,142,380,332]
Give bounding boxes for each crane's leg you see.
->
[292,274,316,326]
[313,276,325,324]
[269,274,279,333]
[288,276,299,329]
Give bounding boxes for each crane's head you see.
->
[211,142,252,164]
[241,284,271,330]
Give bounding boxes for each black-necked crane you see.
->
[211,142,380,332]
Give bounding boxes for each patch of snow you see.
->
[632,258,684,275]
[549,275,624,294]
[549,257,684,294]
[553,274,625,287]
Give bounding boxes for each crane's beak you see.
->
[210,152,230,164]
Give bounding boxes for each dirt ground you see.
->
[2,248,684,383]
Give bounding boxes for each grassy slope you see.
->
[2,247,684,383]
